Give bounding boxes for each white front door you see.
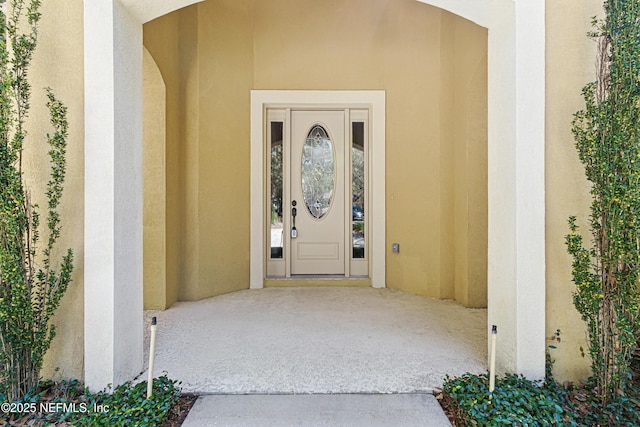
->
[264,102,373,280]
[290,110,346,275]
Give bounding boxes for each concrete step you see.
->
[181,393,452,427]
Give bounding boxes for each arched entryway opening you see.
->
[84,0,545,391]
[140,0,489,308]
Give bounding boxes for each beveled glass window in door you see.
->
[270,121,283,258]
[301,125,335,220]
[352,122,365,258]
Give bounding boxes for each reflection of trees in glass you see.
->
[352,143,365,258]
[271,144,283,220]
[302,126,335,219]
[352,146,364,208]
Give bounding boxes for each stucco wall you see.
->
[545,0,602,381]
[143,48,168,310]
[143,0,488,305]
[451,17,488,308]
[196,0,253,298]
[26,0,85,380]
[144,7,200,307]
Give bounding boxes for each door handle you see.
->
[291,200,297,238]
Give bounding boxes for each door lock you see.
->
[291,200,298,238]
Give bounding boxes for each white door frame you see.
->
[250,91,386,288]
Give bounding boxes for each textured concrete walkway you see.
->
[144,287,485,426]
[144,287,486,394]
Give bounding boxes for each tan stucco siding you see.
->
[196,0,253,299]
[253,0,487,302]
[144,8,199,306]
[545,0,602,382]
[143,48,168,310]
[452,17,488,308]
[178,6,201,301]
[28,0,85,381]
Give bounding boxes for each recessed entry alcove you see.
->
[83,0,545,391]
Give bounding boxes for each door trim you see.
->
[250,91,386,288]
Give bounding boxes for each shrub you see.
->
[443,372,577,426]
[73,375,181,427]
[0,0,73,401]
[442,367,640,426]
[0,375,183,426]
[567,0,640,405]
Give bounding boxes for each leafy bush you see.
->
[0,375,183,426]
[572,377,640,427]
[73,375,181,427]
[443,373,577,426]
[0,0,74,401]
[567,0,640,405]
[442,370,640,426]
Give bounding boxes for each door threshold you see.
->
[264,277,371,287]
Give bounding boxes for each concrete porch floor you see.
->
[143,287,487,394]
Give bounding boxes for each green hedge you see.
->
[443,373,576,427]
[443,372,640,426]
[1,375,182,426]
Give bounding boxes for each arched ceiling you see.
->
[120,0,512,27]
[119,0,205,23]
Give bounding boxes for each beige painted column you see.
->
[83,0,206,392]
[418,0,546,379]
[84,0,144,391]
[485,0,546,379]
[513,0,546,379]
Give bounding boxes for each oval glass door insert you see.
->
[301,125,335,219]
